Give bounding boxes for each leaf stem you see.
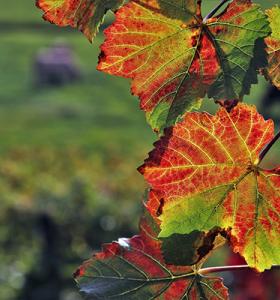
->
[203,0,231,22]
[199,264,280,275]
[259,129,280,164]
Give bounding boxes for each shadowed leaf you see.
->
[74,205,229,299]
[146,190,227,266]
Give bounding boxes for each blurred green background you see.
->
[0,1,279,299]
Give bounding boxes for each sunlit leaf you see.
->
[139,103,280,272]
[36,0,125,41]
[98,0,270,131]
[265,5,280,89]
[74,205,229,299]
[146,190,227,267]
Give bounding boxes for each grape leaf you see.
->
[74,206,229,299]
[98,0,270,132]
[265,5,280,89]
[36,0,125,41]
[139,103,280,272]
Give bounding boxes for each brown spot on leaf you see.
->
[156,198,164,217]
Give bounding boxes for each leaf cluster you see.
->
[36,0,280,298]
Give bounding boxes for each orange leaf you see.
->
[98,0,270,131]
[37,0,125,41]
[139,103,280,272]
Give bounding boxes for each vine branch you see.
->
[259,130,280,164]
[203,0,231,22]
[199,264,280,275]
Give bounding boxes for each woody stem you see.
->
[199,264,280,275]
[203,0,231,22]
[259,129,280,163]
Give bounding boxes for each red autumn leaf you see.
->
[74,205,229,299]
[139,103,280,272]
[98,0,270,131]
[265,5,280,89]
[36,0,125,41]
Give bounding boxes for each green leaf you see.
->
[98,0,270,132]
[206,0,270,100]
[146,190,227,267]
[264,5,280,89]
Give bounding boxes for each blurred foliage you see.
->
[0,0,279,299]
